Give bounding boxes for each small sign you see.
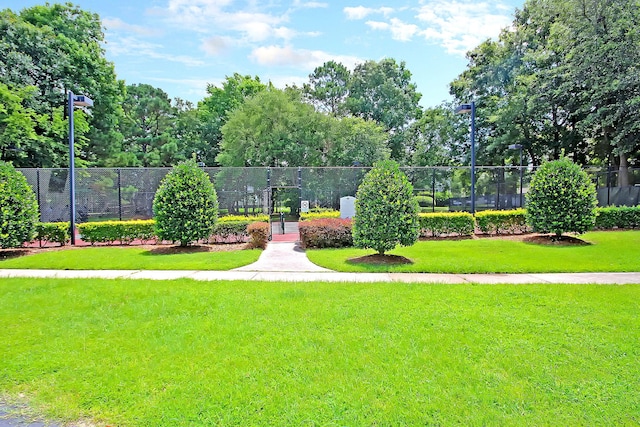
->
[301,200,310,213]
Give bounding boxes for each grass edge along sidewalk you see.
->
[0,278,638,426]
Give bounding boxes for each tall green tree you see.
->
[198,74,266,166]
[217,88,330,167]
[119,83,180,167]
[346,59,422,162]
[0,4,125,167]
[450,0,640,177]
[303,60,351,116]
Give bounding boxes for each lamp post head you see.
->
[455,103,473,114]
[508,144,523,150]
[72,95,93,108]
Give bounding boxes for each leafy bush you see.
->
[299,218,353,248]
[247,222,269,249]
[353,160,420,254]
[475,209,529,235]
[0,161,39,248]
[595,206,640,229]
[34,222,70,246]
[526,157,597,237]
[153,160,219,246]
[418,212,475,237]
[78,220,155,245]
[299,210,341,221]
[219,214,269,222]
[210,221,250,243]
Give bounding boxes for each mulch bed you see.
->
[348,254,413,265]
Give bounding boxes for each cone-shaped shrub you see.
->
[526,157,597,237]
[153,160,218,246]
[353,160,419,254]
[0,161,39,248]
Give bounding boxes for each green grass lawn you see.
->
[0,278,638,426]
[0,246,261,270]
[306,231,640,273]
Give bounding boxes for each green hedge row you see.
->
[595,206,640,229]
[78,220,156,245]
[299,210,341,221]
[34,222,70,246]
[475,209,529,235]
[418,212,475,237]
[29,215,267,246]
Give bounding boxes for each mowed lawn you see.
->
[0,278,638,426]
[0,246,261,270]
[306,231,640,273]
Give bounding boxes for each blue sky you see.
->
[5,0,525,107]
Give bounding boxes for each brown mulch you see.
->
[348,254,413,265]
[522,234,591,246]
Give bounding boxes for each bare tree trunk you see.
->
[619,153,630,187]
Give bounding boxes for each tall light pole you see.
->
[508,143,524,207]
[456,102,476,213]
[68,91,93,245]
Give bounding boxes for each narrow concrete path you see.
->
[233,241,330,272]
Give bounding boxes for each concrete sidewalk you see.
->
[1,269,640,284]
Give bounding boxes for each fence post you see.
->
[432,168,436,213]
[36,169,41,221]
[607,165,612,206]
[117,168,122,221]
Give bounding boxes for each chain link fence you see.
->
[17,166,640,222]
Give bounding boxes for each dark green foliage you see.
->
[475,209,529,235]
[526,158,597,236]
[299,218,353,248]
[153,160,219,246]
[0,161,39,248]
[353,160,419,254]
[418,212,475,237]
[77,220,156,245]
[594,206,640,230]
[35,222,70,246]
[210,221,250,243]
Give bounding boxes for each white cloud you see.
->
[249,45,363,70]
[147,77,217,100]
[103,18,161,37]
[416,0,512,55]
[344,6,394,20]
[292,0,328,8]
[108,36,204,67]
[367,18,419,41]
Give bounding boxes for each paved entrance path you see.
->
[233,242,330,272]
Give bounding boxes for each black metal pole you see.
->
[470,101,476,214]
[519,148,524,208]
[432,169,436,213]
[118,168,122,221]
[68,91,76,245]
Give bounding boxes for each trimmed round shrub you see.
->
[153,160,219,246]
[352,160,420,254]
[526,157,597,237]
[0,161,39,248]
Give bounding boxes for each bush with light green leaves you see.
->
[153,160,219,246]
[352,160,419,254]
[0,161,39,248]
[526,157,597,237]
